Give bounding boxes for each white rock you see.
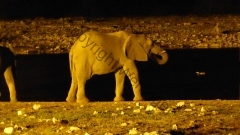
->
[84,132,90,135]
[172,124,178,130]
[144,131,159,135]
[146,105,154,111]
[120,123,127,126]
[133,109,141,113]
[116,107,123,111]
[111,113,117,116]
[144,132,151,135]
[17,110,24,116]
[4,127,14,134]
[176,101,185,107]
[129,128,138,135]
[70,126,80,131]
[201,107,206,112]
[136,102,140,106]
[198,112,205,116]
[189,120,195,127]
[33,104,41,110]
[164,108,172,113]
[143,131,159,135]
[120,111,124,115]
[20,126,28,131]
[105,132,113,135]
[93,111,98,115]
[212,111,218,115]
[154,108,161,113]
[153,107,158,111]
[190,103,195,107]
[184,109,192,111]
[59,127,64,130]
[66,130,72,133]
[13,125,18,129]
[52,117,58,124]
[45,119,52,122]
[139,106,145,109]
[183,22,191,26]
[29,115,36,119]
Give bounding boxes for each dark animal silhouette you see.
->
[0,46,17,102]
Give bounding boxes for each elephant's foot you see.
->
[10,98,18,103]
[114,96,125,102]
[66,97,76,103]
[133,96,144,101]
[76,97,90,103]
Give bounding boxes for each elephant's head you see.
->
[123,34,168,65]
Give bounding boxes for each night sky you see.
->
[0,0,240,19]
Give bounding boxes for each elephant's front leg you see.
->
[4,66,18,102]
[122,60,144,101]
[114,71,125,101]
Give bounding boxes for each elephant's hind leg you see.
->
[4,66,18,102]
[114,70,125,102]
[75,62,91,103]
[66,74,78,102]
[67,78,90,103]
[75,78,90,103]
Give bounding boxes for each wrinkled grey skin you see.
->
[66,31,168,103]
[0,46,18,102]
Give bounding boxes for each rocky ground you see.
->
[1,15,240,54]
[0,100,240,135]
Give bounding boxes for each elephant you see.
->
[0,46,18,102]
[66,31,168,103]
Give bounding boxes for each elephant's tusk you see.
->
[161,51,166,53]
[158,51,166,54]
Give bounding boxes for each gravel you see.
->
[0,15,240,54]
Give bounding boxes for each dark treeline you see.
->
[0,0,240,19]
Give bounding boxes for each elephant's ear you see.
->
[123,35,149,61]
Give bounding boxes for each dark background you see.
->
[1,49,239,101]
[0,0,240,19]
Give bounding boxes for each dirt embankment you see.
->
[1,15,240,54]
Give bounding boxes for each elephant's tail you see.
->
[69,48,73,77]
[69,50,72,75]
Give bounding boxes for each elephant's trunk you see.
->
[156,51,168,65]
[150,45,168,65]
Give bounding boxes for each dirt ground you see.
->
[0,15,240,54]
[0,100,239,135]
